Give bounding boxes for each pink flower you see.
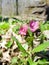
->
[29,20,39,32]
[19,24,28,35]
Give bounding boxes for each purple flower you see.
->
[29,20,39,32]
[19,24,28,35]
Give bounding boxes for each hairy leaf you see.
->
[12,36,29,55]
[32,41,49,53]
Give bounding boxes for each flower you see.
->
[19,24,28,35]
[29,20,39,32]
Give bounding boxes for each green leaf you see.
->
[12,36,29,55]
[32,41,49,53]
[0,22,10,30]
[5,41,13,48]
[0,22,10,35]
[37,59,49,65]
[28,57,37,65]
[40,23,49,32]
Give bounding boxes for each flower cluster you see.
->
[19,20,39,35]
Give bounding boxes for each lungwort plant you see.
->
[0,17,49,65]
